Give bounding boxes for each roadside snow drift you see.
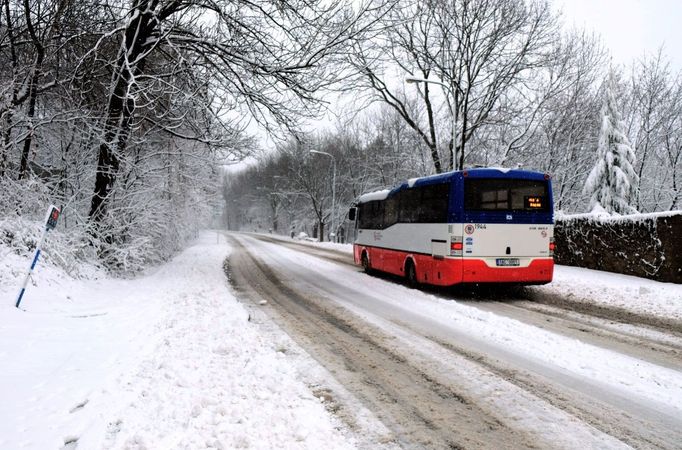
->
[0,232,356,449]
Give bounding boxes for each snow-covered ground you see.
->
[3,229,680,449]
[531,265,682,322]
[0,232,374,449]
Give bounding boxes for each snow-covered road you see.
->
[229,232,682,449]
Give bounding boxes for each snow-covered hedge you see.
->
[554,211,682,283]
[0,177,98,277]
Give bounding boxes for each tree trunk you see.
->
[423,84,442,174]
[89,1,157,224]
[2,0,20,179]
[18,66,41,179]
[0,110,9,178]
[18,0,69,179]
[458,100,468,171]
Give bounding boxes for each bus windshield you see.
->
[464,178,550,212]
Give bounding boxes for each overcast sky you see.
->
[554,0,681,69]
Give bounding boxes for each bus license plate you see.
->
[496,258,520,267]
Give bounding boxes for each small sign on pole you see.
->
[15,205,61,309]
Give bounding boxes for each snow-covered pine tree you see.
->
[583,70,639,214]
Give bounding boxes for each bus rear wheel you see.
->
[405,259,418,287]
[361,251,371,273]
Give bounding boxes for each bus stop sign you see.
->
[46,206,60,230]
[15,205,61,308]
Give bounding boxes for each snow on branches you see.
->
[583,70,639,215]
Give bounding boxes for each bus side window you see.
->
[369,201,377,229]
[375,201,385,229]
[358,203,368,229]
[399,188,420,223]
[418,183,449,222]
[362,200,385,229]
[385,196,398,227]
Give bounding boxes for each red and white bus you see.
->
[349,168,554,286]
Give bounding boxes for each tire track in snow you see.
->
[461,300,682,371]
[249,233,682,366]
[236,232,682,449]
[418,331,681,449]
[228,235,538,450]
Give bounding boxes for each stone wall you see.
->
[554,212,682,283]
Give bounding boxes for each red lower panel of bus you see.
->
[354,245,553,286]
[461,259,553,284]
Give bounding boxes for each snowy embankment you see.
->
[528,265,682,324]
[0,231,358,449]
[274,232,682,322]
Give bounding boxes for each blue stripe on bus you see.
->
[460,211,553,225]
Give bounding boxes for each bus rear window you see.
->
[464,178,550,212]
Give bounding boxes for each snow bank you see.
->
[529,265,682,323]
[0,231,359,449]
[0,215,100,282]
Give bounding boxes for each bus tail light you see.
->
[451,236,463,256]
[549,237,555,256]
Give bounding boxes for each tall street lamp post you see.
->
[310,149,336,242]
[405,76,458,171]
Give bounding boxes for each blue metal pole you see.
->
[15,229,48,308]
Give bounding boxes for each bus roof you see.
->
[356,168,549,204]
[460,167,548,180]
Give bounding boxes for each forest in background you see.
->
[0,0,375,270]
[0,0,679,265]
[224,1,682,241]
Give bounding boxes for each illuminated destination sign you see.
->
[524,196,545,209]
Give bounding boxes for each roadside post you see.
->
[15,205,61,309]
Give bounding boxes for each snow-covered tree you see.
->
[583,70,639,214]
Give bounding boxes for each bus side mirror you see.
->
[348,207,356,221]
